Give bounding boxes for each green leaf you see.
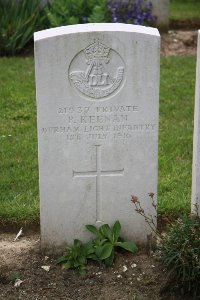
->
[78,266,86,275]
[100,224,113,242]
[87,253,99,261]
[0,0,45,55]
[68,16,79,25]
[61,262,71,269]
[116,241,138,253]
[57,255,69,264]
[88,3,108,23]
[99,238,108,246]
[112,220,121,242]
[95,246,102,258]
[74,260,81,268]
[85,224,100,237]
[77,255,87,265]
[74,239,81,248]
[104,249,115,266]
[97,243,113,260]
[84,241,95,255]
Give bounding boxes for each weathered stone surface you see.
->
[151,0,169,32]
[192,30,200,215]
[34,23,160,250]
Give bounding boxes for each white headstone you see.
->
[192,30,200,215]
[34,23,160,251]
[151,0,169,31]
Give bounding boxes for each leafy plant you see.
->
[45,0,155,27]
[57,239,88,275]
[0,0,46,56]
[58,220,138,273]
[108,0,156,25]
[45,0,110,27]
[160,215,200,295]
[86,221,138,266]
[88,1,110,23]
[9,271,21,283]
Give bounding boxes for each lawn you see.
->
[170,0,200,21]
[0,56,196,223]
[0,58,39,224]
[159,56,195,214]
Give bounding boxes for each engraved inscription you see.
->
[41,104,156,142]
[73,145,124,223]
[58,105,138,114]
[69,40,125,100]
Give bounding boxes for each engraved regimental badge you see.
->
[69,40,125,100]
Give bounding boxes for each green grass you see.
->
[0,57,39,223]
[0,56,196,223]
[170,0,200,21]
[159,56,196,215]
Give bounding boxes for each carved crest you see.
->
[69,40,125,100]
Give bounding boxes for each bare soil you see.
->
[0,232,166,300]
[0,231,195,300]
[161,30,198,56]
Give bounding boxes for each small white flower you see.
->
[131,263,137,268]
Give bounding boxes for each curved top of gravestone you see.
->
[34,23,159,42]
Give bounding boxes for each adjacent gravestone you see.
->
[34,23,160,251]
[151,0,169,32]
[192,30,200,215]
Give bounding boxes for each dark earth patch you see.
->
[0,233,165,300]
[0,232,197,300]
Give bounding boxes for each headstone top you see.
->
[34,23,159,42]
